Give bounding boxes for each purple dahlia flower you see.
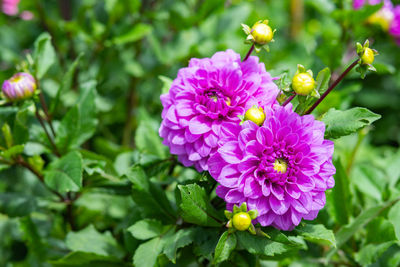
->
[159,50,279,172]
[389,6,400,42]
[208,104,335,231]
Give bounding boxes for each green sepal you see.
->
[226,220,233,228]
[248,224,256,235]
[239,202,248,212]
[255,228,271,238]
[225,210,233,220]
[241,23,251,35]
[248,210,258,220]
[233,204,240,214]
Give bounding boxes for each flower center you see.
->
[10,75,23,83]
[273,158,287,174]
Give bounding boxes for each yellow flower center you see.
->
[273,159,288,174]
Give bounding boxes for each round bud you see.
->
[2,72,37,101]
[232,212,252,231]
[244,107,265,126]
[292,73,316,95]
[361,48,375,65]
[251,22,273,45]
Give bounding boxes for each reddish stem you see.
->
[243,44,255,62]
[305,59,358,115]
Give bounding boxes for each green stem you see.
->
[35,109,61,157]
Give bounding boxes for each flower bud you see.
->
[361,47,375,65]
[292,72,316,95]
[1,72,37,101]
[251,20,274,45]
[244,106,266,126]
[232,212,252,231]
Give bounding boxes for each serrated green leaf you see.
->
[236,231,299,257]
[214,231,237,264]
[163,228,195,263]
[127,166,176,223]
[178,184,222,227]
[44,151,83,193]
[56,81,98,152]
[321,107,381,139]
[355,241,396,266]
[50,53,83,114]
[33,32,56,79]
[295,224,336,247]
[66,225,124,258]
[128,219,169,240]
[388,201,400,240]
[133,237,165,267]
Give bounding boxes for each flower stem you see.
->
[35,109,61,157]
[282,93,296,106]
[243,44,255,62]
[39,92,56,138]
[15,156,64,200]
[304,59,359,115]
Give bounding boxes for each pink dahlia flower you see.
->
[389,6,400,42]
[353,0,391,10]
[2,0,20,16]
[159,50,279,172]
[208,104,335,231]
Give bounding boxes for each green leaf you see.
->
[328,159,351,225]
[111,23,152,45]
[159,75,173,94]
[0,144,24,159]
[388,201,400,240]
[49,251,122,265]
[44,151,83,193]
[295,224,336,247]
[214,231,237,264]
[127,166,176,223]
[163,228,195,263]
[1,123,13,148]
[128,219,169,240]
[0,193,37,217]
[236,231,300,257]
[178,184,222,227]
[19,216,47,260]
[321,107,381,139]
[134,114,166,158]
[133,237,165,267]
[352,164,386,201]
[66,225,124,258]
[355,241,396,266]
[33,32,56,79]
[50,53,83,114]
[326,200,397,260]
[56,81,98,152]
[315,67,331,95]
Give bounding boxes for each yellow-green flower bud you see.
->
[292,73,316,96]
[232,212,252,231]
[251,21,274,45]
[244,107,265,126]
[361,47,375,65]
